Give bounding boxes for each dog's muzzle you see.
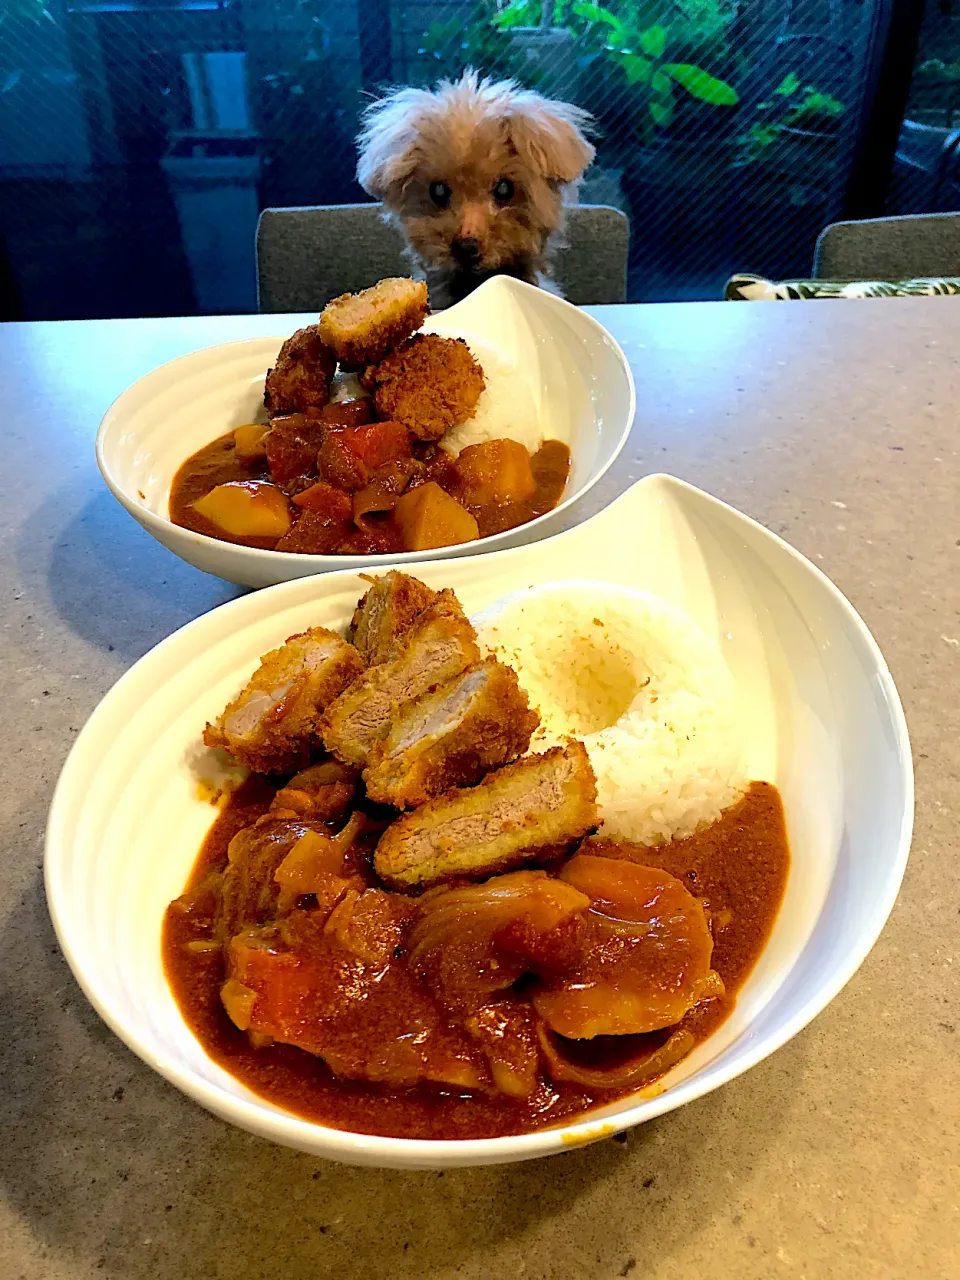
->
[451,237,483,268]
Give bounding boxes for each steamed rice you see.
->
[439,334,543,457]
[475,583,745,845]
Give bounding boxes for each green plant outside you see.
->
[739,70,844,164]
[421,1,740,147]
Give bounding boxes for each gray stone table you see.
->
[1,298,957,1280]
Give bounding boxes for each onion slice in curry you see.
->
[537,1023,696,1090]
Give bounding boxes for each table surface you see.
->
[2,299,957,1280]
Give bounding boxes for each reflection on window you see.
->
[0,1,934,318]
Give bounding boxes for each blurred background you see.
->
[0,0,950,318]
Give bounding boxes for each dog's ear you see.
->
[356,89,427,201]
[505,97,596,184]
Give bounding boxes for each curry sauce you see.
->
[162,781,789,1140]
[169,429,571,556]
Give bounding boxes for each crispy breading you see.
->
[318,278,429,369]
[364,657,540,808]
[321,591,480,768]
[373,742,598,889]
[263,325,337,415]
[203,627,363,775]
[347,571,438,665]
[367,333,485,441]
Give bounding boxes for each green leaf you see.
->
[649,99,674,127]
[617,52,653,85]
[663,63,739,105]
[651,68,671,96]
[491,0,541,30]
[799,91,844,116]
[639,24,666,58]
[750,123,780,147]
[775,71,800,97]
[572,1,622,32]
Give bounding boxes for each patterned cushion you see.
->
[724,273,960,301]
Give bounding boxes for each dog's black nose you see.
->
[452,237,482,266]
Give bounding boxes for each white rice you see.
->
[439,334,543,457]
[475,582,745,845]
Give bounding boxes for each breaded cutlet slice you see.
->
[264,325,337,415]
[374,741,598,890]
[321,591,480,769]
[318,278,429,369]
[367,333,485,441]
[364,657,540,809]
[347,571,438,666]
[204,627,363,775]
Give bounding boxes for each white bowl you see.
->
[45,475,913,1169]
[95,276,635,589]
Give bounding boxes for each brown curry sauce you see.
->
[168,431,571,555]
[162,780,789,1140]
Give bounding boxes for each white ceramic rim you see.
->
[93,278,637,572]
[45,475,913,1162]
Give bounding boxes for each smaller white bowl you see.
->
[96,277,635,589]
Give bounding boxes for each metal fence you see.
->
[0,0,927,316]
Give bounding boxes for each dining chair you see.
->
[256,202,630,310]
[813,211,960,280]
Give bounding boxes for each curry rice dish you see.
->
[169,277,572,558]
[165,571,790,1140]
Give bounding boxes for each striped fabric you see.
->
[724,273,960,301]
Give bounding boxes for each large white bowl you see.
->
[95,276,635,589]
[45,476,913,1169]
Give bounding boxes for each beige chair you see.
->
[814,211,960,279]
[256,202,630,310]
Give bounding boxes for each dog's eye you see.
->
[492,178,515,205]
[428,180,452,209]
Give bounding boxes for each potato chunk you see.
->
[454,439,535,506]
[192,481,293,538]
[393,482,479,551]
[233,422,269,460]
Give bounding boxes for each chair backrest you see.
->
[256,203,629,311]
[814,211,960,280]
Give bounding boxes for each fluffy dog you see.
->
[356,70,595,308]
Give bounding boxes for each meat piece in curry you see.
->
[225,893,486,1089]
[347,570,438,665]
[318,278,429,369]
[269,759,360,824]
[321,590,480,768]
[263,325,336,415]
[203,627,363,775]
[363,656,540,808]
[373,741,599,889]
[365,333,485,441]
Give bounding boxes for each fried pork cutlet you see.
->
[367,333,485,441]
[321,591,480,768]
[374,741,598,890]
[347,570,438,665]
[204,627,363,775]
[364,657,540,809]
[263,325,336,416]
[318,278,429,369]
